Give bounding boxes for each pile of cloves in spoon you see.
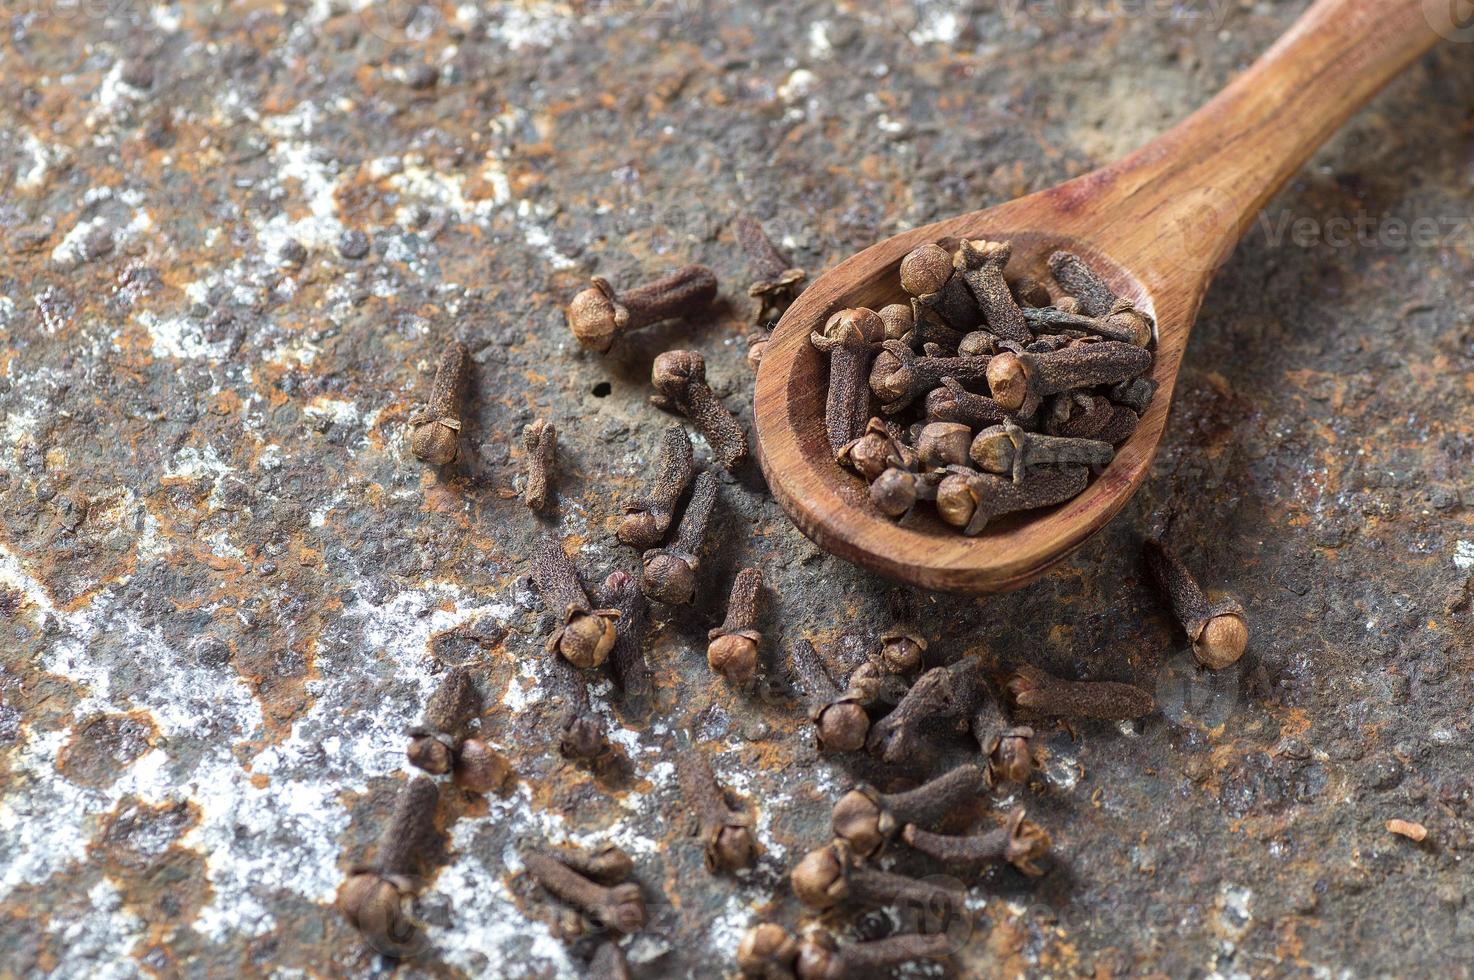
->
[816,241,1157,534]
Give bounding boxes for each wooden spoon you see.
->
[754,0,1447,594]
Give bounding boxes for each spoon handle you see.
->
[1081,0,1444,284]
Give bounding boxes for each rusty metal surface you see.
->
[2,1,1473,977]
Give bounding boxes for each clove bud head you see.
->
[555,610,619,668]
[812,700,870,753]
[708,632,760,685]
[737,922,800,977]
[985,352,1031,412]
[642,552,697,605]
[790,843,848,910]
[830,788,892,859]
[452,738,512,794]
[899,244,953,296]
[1195,610,1248,669]
[410,420,459,466]
[991,727,1036,785]
[566,281,623,353]
[338,873,421,956]
[711,823,760,873]
[405,733,452,775]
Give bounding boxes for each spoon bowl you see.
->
[754,0,1441,593]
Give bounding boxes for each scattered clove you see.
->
[790,841,966,914]
[867,657,983,765]
[831,763,988,859]
[902,807,1051,876]
[924,377,1010,428]
[737,215,806,326]
[868,340,992,414]
[406,667,479,776]
[566,265,718,354]
[650,350,749,470]
[599,570,653,708]
[618,423,695,550]
[676,745,759,872]
[642,470,718,605]
[551,841,635,885]
[1143,538,1249,669]
[523,848,647,935]
[1006,664,1154,719]
[547,643,606,760]
[915,421,972,468]
[878,590,927,676]
[791,640,871,754]
[956,239,1031,344]
[811,308,885,456]
[900,243,980,332]
[338,777,440,957]
[877,302,914,341]
[535,535,620,669]
[971,688,1036,785]
[795,929,955,980]
[522,419,557,514]
[869,467,941,520]
[1022,302,1152,347]
[409,340,469,466]
[708,567,765,684]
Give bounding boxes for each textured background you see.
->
[2,1,1473,977]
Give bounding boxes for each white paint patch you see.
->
[134,310,234,362]
[486,2,576,51]
[807,21,834,59]
[1453,539,1474,569]
[910,5,962,46]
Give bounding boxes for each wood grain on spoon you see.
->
[754,0,1443,594]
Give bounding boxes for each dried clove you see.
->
[877,302,914,341]
[1010,275,1052,308]
[737,215,806,326]
[935,465,1090,536]
[522,849,647,935]
[566,265,718,354]
[535,535,620,669]
[956,239,1031,344]
[838,418,918,482]
[986,341,1152,417]
[869,467,941,519]
[924,376,1010,428]
[650,350,749,470]
[811,308,885,455]
[746,329,772,371]
[1022,301,1153,347]
[867,657,983,765]
[902,807,1051,876]
[1048,249,1119,318]
[548,644,605,760]
[1109,375,1159,414]
[1143,538,1249,669]
[915,421,973,468]
[869,341,991,414]
[618,423,694,550]
[406,667,479,775]
[1006,664,1154,719]
[338,777,440,956]
[790,841,966,914]
[642,470,718,604]
[599,570,653,707]
[796,930,955,980]
[970,420,1114,482]
[737,923,801,979]
[971,689,1035,785]
[551,841,635,885]
[708,567,765,684]
[522,419,557,514]
[676,745,759,873]
[409,340,469,466]
[831,763,988,859]
[900,243,979,332]
[878,590,927,676]
[792,640,871,754]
